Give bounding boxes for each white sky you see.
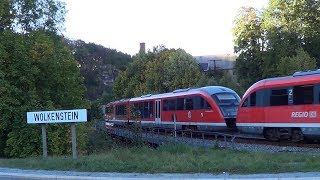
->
[63,0,269,56]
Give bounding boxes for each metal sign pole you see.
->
[71,123,77,159]
[41,124,47,159]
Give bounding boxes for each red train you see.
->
[237,70,320,141]
[103,70,320,141]
[104,86,240,132]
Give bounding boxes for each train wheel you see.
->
[291,129,304,142]
[263,128,280,141]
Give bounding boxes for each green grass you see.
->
[0,144,319,174]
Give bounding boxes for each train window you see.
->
[204,101,212,110]
[131,102,153,118]
[149,102,154,118]
[168,99,176,110]
[256,89,269,106]
[270,89,288,106]
[250,92,256,107]
[115,105,127,118]
[138,103,143,118]
[215,93,238,104]
[293,85,314,105]
[176,98,184,110]
[163,100,168,111]
[193,96,203,110]
[185,98,193,110]
[143,102,149,118]
[106,106,112,113]
[242,98,248,107]
[131,103,140,118]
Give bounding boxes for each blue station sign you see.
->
[27,109,87,124]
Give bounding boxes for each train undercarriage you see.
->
[263,127,304,142]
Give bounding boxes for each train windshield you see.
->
[212,93,240,118]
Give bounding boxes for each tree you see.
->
[161,49,201,91]
[113,53,151,99]
[66,40,132,100]
[233,7,264,89]
[0,0,93,158]
[0,0,13,30]
[0,30,89,157]
[11,0,66,33]
[233,0,320,86]
[263,0,320,65]
[277,48,317,76]
[113,47,202,99]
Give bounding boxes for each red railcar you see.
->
[104,86,240,131]
[237,70,320,141]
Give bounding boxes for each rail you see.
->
[101,122,243,148]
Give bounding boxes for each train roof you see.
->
[106,98,130,105]
[129,86,238,102]
[242,69,320,98]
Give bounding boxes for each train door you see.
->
[190,96,203,123]
[155,100,161,124]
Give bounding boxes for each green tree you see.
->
[233,7,264,89]
[11,0,66,33]
[145,49,174,93]
[66,40,132,100]
[162,49,201,91]
[0,0,90,157]
[0,0,13,30]
[263,0,320,65]
[0,31,89,157]
[277,48,317,76]
[233,0,320,86]
[113,47,202,99]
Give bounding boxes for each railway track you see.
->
[99,122,320,154]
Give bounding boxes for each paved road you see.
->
[1,167,320,179]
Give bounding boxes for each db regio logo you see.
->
[309,111,317,118]
[291,111,317,118]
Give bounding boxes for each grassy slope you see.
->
[0,144,319,174]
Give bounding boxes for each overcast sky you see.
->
[63,0,269,56]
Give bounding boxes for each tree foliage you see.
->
[66,40,132,100]
[233,0,320,88]
[0,30,89,157]
[11,0,66,33]
[0,0,13,30]
[113,47,201,99]
[277,48,317,76]
[233,7,264,89]
[0,0,90,158]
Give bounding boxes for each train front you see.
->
[201,86,240,128]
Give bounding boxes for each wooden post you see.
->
[173,114,177,137]
[41,124,47,159]
[71,123,77,159]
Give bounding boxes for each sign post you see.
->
[41,124,47,159]
[27,109,87,159]
[71,123,77,159]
